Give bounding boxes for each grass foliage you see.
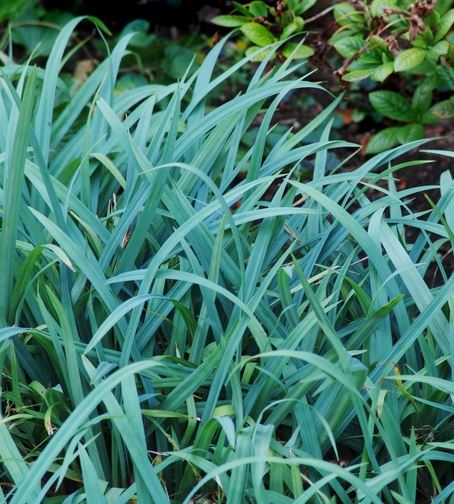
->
[1,18,454,503]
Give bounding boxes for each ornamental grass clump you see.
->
[0,18,454,503]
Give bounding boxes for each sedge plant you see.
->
[0,18,453,503]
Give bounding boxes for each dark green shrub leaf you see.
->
[413,26,434,48]
[366,123,423,153]
[429,98,454,118]
[348,49,383,70]
[394,48,427,72]
[241,22,276,46]
[329,28,358,44]
[333,36,365,58]
[438,62,454,90]
[120,19,150,36]
[396,123,424,143]
[369,91,414,121]
[120,20,154,48]
[411,79,435,113]
[211,15,250,27]
[412,34,429,49]
[421,110,439,124]
[365,126,402,154]
[162,45,198,80]
[115,74,150,94]
[10,25,59,57]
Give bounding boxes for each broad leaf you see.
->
[394,48,427,72]
[411,78,435,113]
[434,9,454,42]
[333,2,364,25]
[249,1,268,17]
[366,123,424,154]
[370,0,398,17]
[371,62,394,82]
[294,0,317,14]
[245,45,274,61]
[241,22,276,47]
[365,126,401,154]
[396,123,424,143]
[333,35,365,58]
[369,91,415,122]
[342,69,374,81]
[211,15,250,27]
[282,42,314,59]
[429,98,454,118]
[429,40,449,59]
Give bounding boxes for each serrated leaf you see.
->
[371,62,394,82]
[369,91,414,121]
[434,9,454,42]
[282,42,314,59]
[211,15,250,27]
[394,48,427,72]
[241,22,276,47]
[333,35,365,58]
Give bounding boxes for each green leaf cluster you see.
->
[331,0,454,81]
[212,1,313,61]
[330,0,454,151]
